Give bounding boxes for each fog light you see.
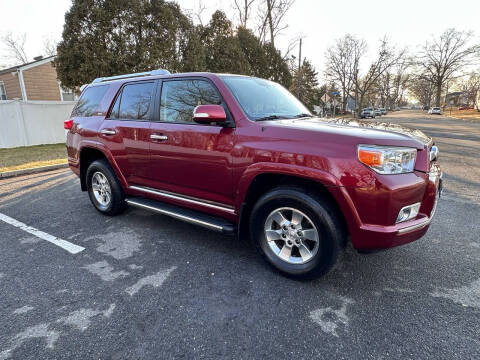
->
[396,202,421,223]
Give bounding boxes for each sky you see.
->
[1,0,479,77]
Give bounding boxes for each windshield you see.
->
[221,76,311,121]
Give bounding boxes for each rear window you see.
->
[109,82,154,120]
[73,85,108,117]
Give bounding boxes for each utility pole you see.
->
[296,38,302,101]
[354,68,359,119]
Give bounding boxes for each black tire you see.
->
[250,187,346,280]
[86,159,126,216]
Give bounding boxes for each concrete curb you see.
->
[0,163,69,179]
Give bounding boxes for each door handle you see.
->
[150,134,168,141]
[101,129,116,135]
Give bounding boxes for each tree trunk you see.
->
[435,81,442,107]
[243,0,248,27]
[266,0,275,48]
[359,93,365,114]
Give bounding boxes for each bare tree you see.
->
[356,37,405,109]
[43,36,58,57]
[185,0,207,26]
[409,73,436,108]
[390,60,410,108]
[460,72,480,108]
[376,72,391,108]
[2,32,29,64]
[418,28,479,106]
[377,58,410,109]
[325,34,366,112]
[234,0,256,28]
[256,0,295,47]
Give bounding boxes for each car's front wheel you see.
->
[250,187,346,279]
[86,159,126,216]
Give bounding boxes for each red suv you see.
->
[65,70,442,279]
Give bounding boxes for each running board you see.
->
[125,197,236,235]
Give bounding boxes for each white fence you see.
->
[0,100,76,148]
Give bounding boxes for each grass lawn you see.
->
[444,108,480,121]
[0,143,67,173]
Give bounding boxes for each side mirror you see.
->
[193,104,227,124]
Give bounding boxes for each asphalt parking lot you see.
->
[0,111,479,359]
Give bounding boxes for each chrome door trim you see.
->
[100,129,116,135]
[129,185,236,214]
[150,134,168,141]
[125,199,223,231]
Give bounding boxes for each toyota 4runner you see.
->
[65,69,442,279]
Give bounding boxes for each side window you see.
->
[119,82,154,120]
[160,79,222,124]
[73,85,108,117]
[110,82,154,120]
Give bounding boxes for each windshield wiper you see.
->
[292,113,313,118]
[255,115,285,121]
[255,113,313,121]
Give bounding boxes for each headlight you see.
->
[357,145,417,174]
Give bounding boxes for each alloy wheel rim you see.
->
[264,207,319,264]
[92,172,111,207]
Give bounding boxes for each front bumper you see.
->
[348,163,442,250]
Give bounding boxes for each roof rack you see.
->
[92,69,170,84]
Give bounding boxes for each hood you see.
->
[264,117,431,148]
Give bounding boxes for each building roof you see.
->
[0,55,55,75]
[446,91,464,97]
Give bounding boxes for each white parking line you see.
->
[0,213,85,254]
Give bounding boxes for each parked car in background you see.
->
[360,107,375,118]
[65,69,442,279]
[375,109,382,117]
[380,108,387,115]
[428,107,441,115]
[394,107,401,111]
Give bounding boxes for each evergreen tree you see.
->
[202,11,250,75]
[181,26,207,72]
[56,0,194,88]
[236,27,291,88]
[56,2,294,90]
[262,42,292,88]
[237,27,267,77]
[290,60,320,110]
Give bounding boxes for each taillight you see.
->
[64,119,73,130]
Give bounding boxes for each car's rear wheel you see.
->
[250,187,345,280]
[86,159,126,216]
